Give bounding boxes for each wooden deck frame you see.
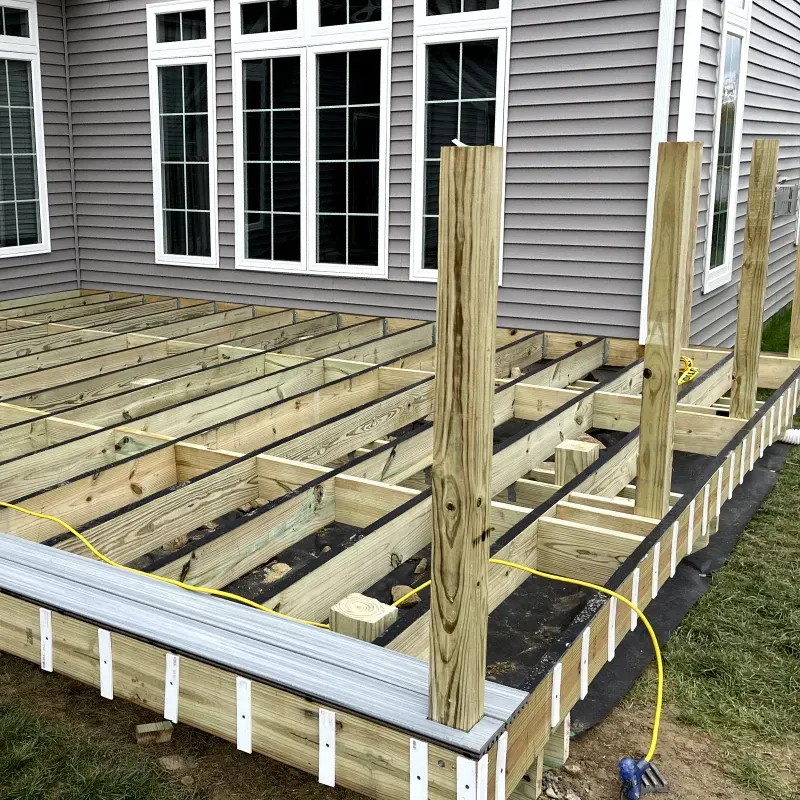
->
[0,288,798,800]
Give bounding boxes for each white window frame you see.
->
[146,0,219,268]
[232,0,390,52]
[231,2,391,278]
[409,24,510,283]
[0,0,50,259]
[413,0,511,35]
[702,0,752,294]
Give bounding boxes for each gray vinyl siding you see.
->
[688,0,800,346]
[66,0,660,337]
[0,0,77,302]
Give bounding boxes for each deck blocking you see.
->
[0,287,797,800]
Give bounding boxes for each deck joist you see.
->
[0,289,798,800]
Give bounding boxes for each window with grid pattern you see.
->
[158,63,212,257]
[422,40,497,270]
[0,58,39,248]
[242,55,302,262]
[316,49,381,267]
[319,0,381,26]
[156,8,206,42]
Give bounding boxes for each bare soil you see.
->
[0,652,761,800]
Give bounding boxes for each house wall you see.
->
[687,0,800,346]
[65,0,661,338]
[0,0,77,302]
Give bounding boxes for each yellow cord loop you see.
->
[0,501,329,630]
[393,559,663,764]
[2,501,662,762]
[678,355,699,386]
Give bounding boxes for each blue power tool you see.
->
[619,757,669,799]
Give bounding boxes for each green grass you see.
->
[0,702,196,800]
[628,304,800,797]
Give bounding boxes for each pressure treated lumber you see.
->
[555,440,600,485]
[635,141,702,518]
[543,713,570,768]
[329,594,398,642]
[791,245,800,359]
[429,145,503,731]
[730,139,780,419]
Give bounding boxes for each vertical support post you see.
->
[554,440,600,486]
[635,142,703,519]
[789,243,800,359]
[429,145,503,731]
[730,139,780,419]
[543,712,571,768]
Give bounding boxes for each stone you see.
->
[158,755,190,772]
[413,557,428,576]
[565,792,581,800]
[180,776,194,787]
[563,764,581,776]
[238,502,254,514]
[263,562,291,583]
[200,521,218,532]
[391,585,421,608]
[545,787,560,800]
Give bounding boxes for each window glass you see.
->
[0,7,29,37]
[157,9,206,43]
[709,33,742,270]
[0,58,40,248]
[158,63,211,257]
[243,56,302,261]
[241,1,297,34]
[316,49,380,266]
[422,40,496,269]
[427,0,499,15]
[319,0,381,27]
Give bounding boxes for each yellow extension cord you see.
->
[1,500,663,763]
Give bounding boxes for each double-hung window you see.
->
[147,0,218,267]
[0,0,49,258]
[409,1,510,281]
[232,1,390,277]
[703,0,751,293]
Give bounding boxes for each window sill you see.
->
[702,264,732,294]
[155,254,219,269]
[0,241,50,260]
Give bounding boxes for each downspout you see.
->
[61,0,80,287]
[638,0,679,344]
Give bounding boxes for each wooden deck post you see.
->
[730,139,780,420]
[789,239,800,359]
[428,145,504,731]
[635,142,703,519]
[681,148,702,348]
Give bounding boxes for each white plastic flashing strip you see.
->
[652,542,661,600]
[98,628,113,700]
[701,484,710,538]
[750,428,757,470]
[580,627,590,700]
[728,452,735,499]
[607,597,618,662]
[760,417,766,457]
[318,708,336,787]
[740,439,747,484]
[551,662,562,728]
[630,568,640,631]
[39,608,52,672]
[457,757,478,800]
[770,405,776,445]
[494,732,508,800]
[410,739,429,800]
[164,653,180,723]
[670,520,679,577]
[716,465,724,518]
[477,753,489,800]
[686,498,696,555]
[236,676,252,754]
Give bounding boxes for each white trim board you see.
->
[638,0,678,344]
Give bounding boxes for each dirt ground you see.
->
[0,652,763,800]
